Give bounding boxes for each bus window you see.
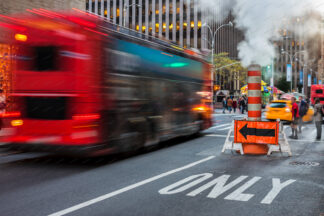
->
[315,89,323,94]
[25,97,68,120]
[34,46,58,71]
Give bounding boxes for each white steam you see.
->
[198,0,324,67]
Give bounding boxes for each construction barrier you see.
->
[234,120,279,145]
[222,120,292,156]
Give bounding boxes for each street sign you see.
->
[234,120,279,145]
[286,64,292,82]
[299,70,303,85]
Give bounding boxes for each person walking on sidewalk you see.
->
[298,96,308,133]
[289,97,299,139]
[240,97,246,114]
[222,97,227,114]
[227,97,233,113]
[232,98,237,113]
[314,98,323,140]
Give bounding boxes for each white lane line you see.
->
[206,134,229,138]
[218,126,232,131]
[209,123,231,129]
[48,156,215,216]
[287,139,323,143]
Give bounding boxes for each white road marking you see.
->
[48,156,215,216]
[159,173,213,195]
[260,178,296,204]
[205,134,231,138]
[160,174,297,204]
[287,139,323,143]
[218,126,232,131]
[209,123,231,129]
[186,175,248,198]
[225,177,262,201]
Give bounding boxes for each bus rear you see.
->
[0,14,107,154]
[311,84,324,105]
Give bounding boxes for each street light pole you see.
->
[202,21,233,107]
[281,49,306,92]
[295,58,308,95]
[123,3,141,27]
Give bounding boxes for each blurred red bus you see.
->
[311,84,324,105]
[0,11,212,155]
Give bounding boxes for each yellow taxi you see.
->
[265,100,314,122]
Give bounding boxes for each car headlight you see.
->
[285,108,290,113]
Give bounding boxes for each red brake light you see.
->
[73,114,100,121]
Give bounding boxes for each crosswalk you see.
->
[213,114,246,119]
[206,123,234,133]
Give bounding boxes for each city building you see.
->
[86,0,243,60]
[273,16,321,95]
[317,17,324,84]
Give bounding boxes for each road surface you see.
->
[0,113,323,216]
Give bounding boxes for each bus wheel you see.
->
[131,122,147,151]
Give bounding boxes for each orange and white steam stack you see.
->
[244,64,268,154]
[247,64,262,121]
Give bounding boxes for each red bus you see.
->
[0,10,212,155]
[311,84,324,105]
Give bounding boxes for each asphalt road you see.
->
[0,113,323,216]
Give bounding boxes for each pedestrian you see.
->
[232,98,237,113]
[240,97,246,114]
[289,97,299,139]
[227,97,233,113]
[298,96,308,133]
[314,98,323,140]
[222,97,227,114]
[306,97,310,105]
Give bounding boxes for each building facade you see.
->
[86,0,243,59]
[273,16,321,94]
[0,0,85,15]
[317,18,324,84]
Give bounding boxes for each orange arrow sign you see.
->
[234,120,279,145]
